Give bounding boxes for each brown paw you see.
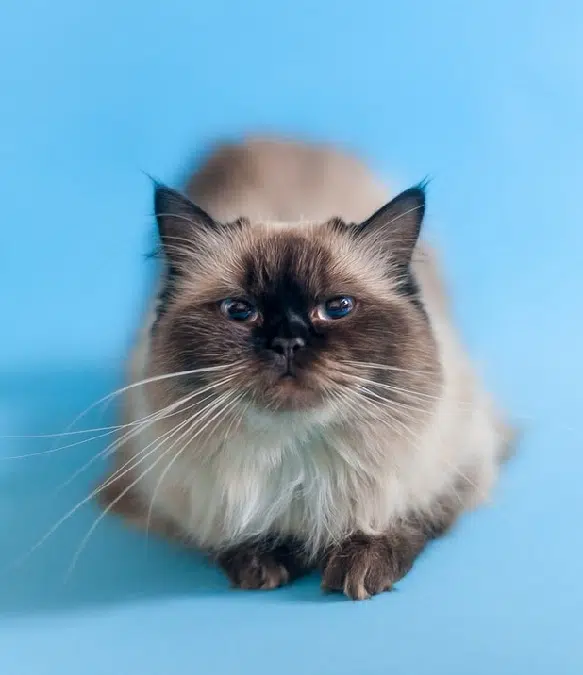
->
[218,547,291,590]
[322,534,416,600]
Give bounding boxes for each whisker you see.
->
[79,374,240,493]
[7,414,195,572]
[440,457,482,493]
[7,379,240,570]
[336,388,489,501]
[342,360,435,376]
[26,362,245,447]
[1,429,120,461]
[368,380,470,408]
[2,371,242,463]
[53,390,210,493]
[69,391,244,577]
[95,414,197,497]
[354,386,428,420]
[2,394,196,462]
[220,397,250,444]
[1,428,126,440]
[343,373,458,407]
[330,385,427,450]
[64,423,200,579]
[144,392,243,538]
[94,385,242,503]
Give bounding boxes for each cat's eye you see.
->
[220,298,258,322]
[317,296,355,321]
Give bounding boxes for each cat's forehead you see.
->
[240,232,335,299]
[178,223,394,305]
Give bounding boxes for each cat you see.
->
[97,137,513,600]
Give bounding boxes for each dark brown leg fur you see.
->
[321,531,427,600]
[217,538,311,590]
[322,497,463,600]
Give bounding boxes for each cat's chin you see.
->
[252,374,326,413]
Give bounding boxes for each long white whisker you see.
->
[344,373,454,407]
[144,392,243,537]
[68,391,244,577]
[440,457,482,493]
[54,395,200,494]
[342,360,434,376]
[54,374,240,492]
[95,387,241,504]
[63,422,199,579]
[362,379,469,407]
[340,387,488,501]
[8,382,240,570]
[356,386,426,420]
[38,362,245,449]
[2,390,202,462]
[2,428,126,440]
[219,396,250,446]
[2,429,120,461]
[7,415,192,572]
[81,382,237,500]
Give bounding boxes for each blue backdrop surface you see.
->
[1,1,582,674]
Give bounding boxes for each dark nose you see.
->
[270,336,306,359]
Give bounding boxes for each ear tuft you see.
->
[154,185,218,263]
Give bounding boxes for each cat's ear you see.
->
[355,185,426,267]
[154,185,219,263]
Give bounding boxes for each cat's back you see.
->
[185,136,388,223]
[186,137,454,320]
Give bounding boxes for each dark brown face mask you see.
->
[148,182,438,414]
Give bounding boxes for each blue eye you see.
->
[220,298,258,322]
[319,296,355,320]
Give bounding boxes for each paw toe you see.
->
[322,536,394,600]
[223,551,290,590]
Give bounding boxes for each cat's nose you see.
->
[270,336,306,359]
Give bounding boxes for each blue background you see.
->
[1,1,582,673]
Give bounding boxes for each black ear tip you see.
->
[394,185,426,221]
[154,184,175,200]
[154,186,169,215]
[402,184,427,205]
[154,185,190,215]
[152,180,167,195]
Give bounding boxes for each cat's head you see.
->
[148,185,441,425]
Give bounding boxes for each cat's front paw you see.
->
[218,546,291,590]
[322,534,415,600]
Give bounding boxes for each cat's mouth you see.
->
[274,371,303,389]
[275,371,304,388]
[256,368,324,411]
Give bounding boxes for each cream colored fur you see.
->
[116,137,508,558]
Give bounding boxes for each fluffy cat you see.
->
[98,137,512,600]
